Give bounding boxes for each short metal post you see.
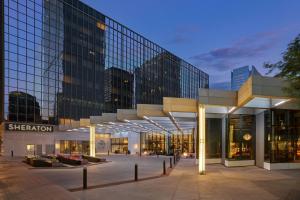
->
[174,155,176,165]
[108,150,109,156]
[134,164,138,181]
[170,157,172,168]
[163,160,166,175]
[83,167,87,189]
[11,150,13,157]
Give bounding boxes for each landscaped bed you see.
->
[24,156,64,167]
[82,155,106,163]
[24,154,107,168]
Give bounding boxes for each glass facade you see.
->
[141,132,167,155]
[111,137,128,154]
[226,114,255,160]
[231,66,259,91]
[265,109,300,163]
[60,140,89,155]
[140,132,194,155]
[170,133,194,154]
[206,118,222,159]
[2,0,209,126]
[0,0,4,153]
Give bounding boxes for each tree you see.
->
[265,34,300,98]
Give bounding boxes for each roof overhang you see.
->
[199,75,300,110]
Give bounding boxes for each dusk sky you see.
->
[82,0,300,88]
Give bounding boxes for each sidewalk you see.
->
[73,159,300,200]
[0,157,76,200]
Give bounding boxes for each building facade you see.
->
[0,0,208,155]
[231,65,259,91]
[1,0,208,126]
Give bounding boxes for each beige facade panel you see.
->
[80,118,91,127]
[90,113,117,124]
[199,88,237,107]
[276,100,300,110]
[237,76,253,107]
[163,97,197,113]
[117,109,139,121]
[251,75,289,98]
[238,75,290,107]
[137,104,165,118]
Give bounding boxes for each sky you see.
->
[82,0,300,89]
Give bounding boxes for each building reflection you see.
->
[8,91,41,123]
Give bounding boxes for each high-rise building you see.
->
[1,0,208,126]
[0,0,209,155]
[231,66,260,91]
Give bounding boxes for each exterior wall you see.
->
[3,130,90,156]
[128,133,140,155]
[256,111,265,168]
[95,134,110,154]
[2,0,208,127]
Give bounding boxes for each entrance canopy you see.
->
[58,75,300,175]
[62,98,198,136]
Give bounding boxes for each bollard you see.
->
[173,155,176,165]
[170,157,172,168]
[11,150,13,157]
[163,160,166,175]
[83,167,87,189]
[108,150,109,156]
[134,164,138,181]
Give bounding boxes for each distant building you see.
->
[210,82,231,91]
[231,66,260,91]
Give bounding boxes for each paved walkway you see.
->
[73,159,300,200]
[32,155,170,190]
[1,156,300,200]
[0,157,75,200]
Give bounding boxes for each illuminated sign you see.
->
[5,123,54,132]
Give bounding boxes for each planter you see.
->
[57,155,82,165]
[82,155,106,163]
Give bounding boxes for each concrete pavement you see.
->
[0,157,75,200]
[1,156,300,200]
[73,159,300,200]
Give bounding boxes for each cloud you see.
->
[190,30,282,72]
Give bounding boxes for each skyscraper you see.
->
[1,0,209,125]
[231,66,260,91]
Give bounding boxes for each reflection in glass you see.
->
[206,118,222,159]
[3,0,209,126]
[265,110,300,163]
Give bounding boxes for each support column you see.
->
[198,104,206,175]
[90,126,95,157]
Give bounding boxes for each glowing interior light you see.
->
[198,104,206,175]
[90,126,96,157]
[274,99,290,107]
[228,107,236,113]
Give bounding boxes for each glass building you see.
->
[0,0,208,127]
[231,65,259,91]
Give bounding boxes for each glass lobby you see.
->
[226,114,256,161]
[265,109,300,163]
